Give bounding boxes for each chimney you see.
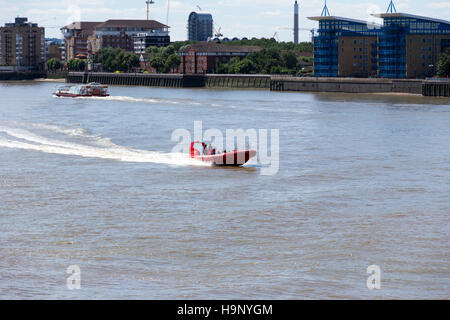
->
[294,1,299,44]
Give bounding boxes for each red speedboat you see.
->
[190,141,256,166]
[54,83,110,97]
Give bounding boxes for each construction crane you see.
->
[277,27,317,42]
[166,0,170,25]
[146,0,155,21]
[272,32,280,42]
[214,27,223,38]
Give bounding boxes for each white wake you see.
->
[0,123,208,167]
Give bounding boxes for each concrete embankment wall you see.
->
[66,73,449,97]
[205,74,271,89]
[67,72,204,88]
[422,81,450,97]
[67,72,269,89]
[270,77,424,95]
[0,72,46,81]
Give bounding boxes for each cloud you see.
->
[427,2,450,9]
[0,0,448,41]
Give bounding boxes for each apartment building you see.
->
[0,17,45,71]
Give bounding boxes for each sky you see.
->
[0,0,449,42]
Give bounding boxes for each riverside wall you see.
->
[65,72,450,97]
[270,77,425,95]
[0,71,46,81]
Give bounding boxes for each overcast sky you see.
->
[1,0,449,41]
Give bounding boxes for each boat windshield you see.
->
[69,86,81,95]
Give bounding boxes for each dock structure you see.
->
[65,72,450,97]
[66,72,204,88]
[205,74,271,89]
[270,77,424,94]
[422,80,450,97]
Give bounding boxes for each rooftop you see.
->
[178,42,261,54]
[371,12,450,25]
[189,12,213,19]
[94,19,169,30]
[308,16,382,27]
[61,22,102,34]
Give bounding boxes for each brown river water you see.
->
[0,81,449,299]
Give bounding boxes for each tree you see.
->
[233,58,258,74]
[67,59,85,71]
[94,48,140,72]
[47,58,62,71]
[149,55,166,73]
[281,51,298,70]
[437,48,450,77]
[145,46,160,56]
[165,53,181,71]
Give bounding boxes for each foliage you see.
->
[223,38,313,53]
[437,48,450,77]
[67,59,85,71]
[47,58,62,71]
[166,53,181,70]
[93,48,140,72]
[145,45,182,73]
[215,46,312,75]
[210,38,314,75]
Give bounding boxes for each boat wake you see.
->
[54,95,222,107]
[0,122,209,167]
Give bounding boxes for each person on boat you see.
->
[207,144,213,155]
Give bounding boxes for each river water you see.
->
[0,80,449,299]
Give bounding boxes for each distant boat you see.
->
[54,83,110,98]
[190,141,256,167]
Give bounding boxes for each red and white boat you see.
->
[190,141,256,166]
[54,83,110,97]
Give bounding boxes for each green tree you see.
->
[165,53,181,71]
[281,51,298,70]
[67,59,85,71]
[149,55,166,73]
[94,48,140,72]
[437,48,450,77]
[145,46,161,56]
[233,58,258,74]
[47,58,62,71]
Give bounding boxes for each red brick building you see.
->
[178,42,261,74]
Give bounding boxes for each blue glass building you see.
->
[309,12,450,78]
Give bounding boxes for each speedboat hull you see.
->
[54,92,110,98]
[195,150,257,166]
